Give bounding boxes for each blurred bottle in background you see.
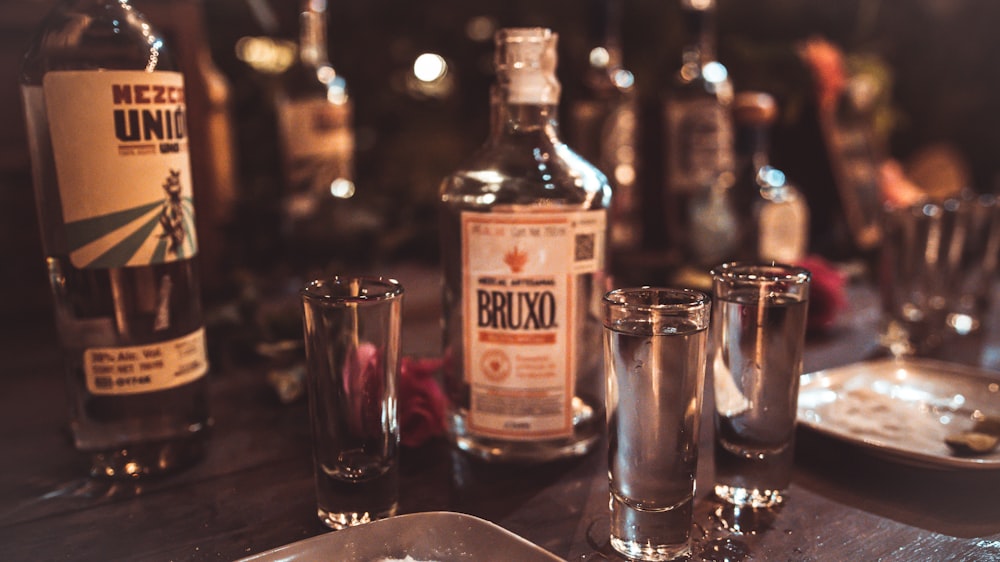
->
[275,0,358,272]
[732,91,809,264]
[566,0,641,271]
[824,71,885,254]
[662,0,736,272]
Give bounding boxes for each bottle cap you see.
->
[495,27,560,104]
[733,91,778,126]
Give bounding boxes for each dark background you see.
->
[1,0,998,321]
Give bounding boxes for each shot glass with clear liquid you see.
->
[602,287,711,561]
[710,262,810,509]
[301,276,403,529]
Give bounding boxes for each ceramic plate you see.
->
[798,357,1000,470]
[238,511,565,562]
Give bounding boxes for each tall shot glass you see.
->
[711,262,810,509]
[300,276,403,529]
[602,288,711,561]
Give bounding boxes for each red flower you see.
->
[398,356,447,448]
[796,255,848,333]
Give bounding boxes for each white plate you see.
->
[238,511,565,562]
[797,357,1000,470]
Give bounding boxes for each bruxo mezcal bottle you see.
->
[440,28,612,462]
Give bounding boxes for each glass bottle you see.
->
[439,28,612,463]
[567,0,641,258]
[825,75,884,253]
[662,0,736,269]
[275,0,356,268]
[732,92,809,263]
[21,0,210,478]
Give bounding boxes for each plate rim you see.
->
[237,510,566,562]
[797,356,1000,470]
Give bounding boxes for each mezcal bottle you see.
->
[440,28,612,462]
[567,0,641,257]
[732,92,809,263]
[662,0,736,269]
[275,0,355,265]
[21,0,210,478]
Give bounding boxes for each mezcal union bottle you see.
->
[663,0,736,269]
[21,0,210,478]
[440,28,612,463]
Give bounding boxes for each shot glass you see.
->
[710,262,810,509]
[943,194,1000,335]
[879,195,1000,356]
[300,276,403,529]
[602,287,711,561]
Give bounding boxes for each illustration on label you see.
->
[43,70,198,269]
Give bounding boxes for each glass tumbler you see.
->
[603,287,711,561]
[301,276,403,529]
[711,262,810,509]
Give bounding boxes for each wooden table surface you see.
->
[2,264,1000,561]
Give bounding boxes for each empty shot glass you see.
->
[603,287,711,561]
[879,195,1000,356]
[711,262,810,509]
[301,276,403,529]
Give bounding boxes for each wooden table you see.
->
[2,264,1000,561]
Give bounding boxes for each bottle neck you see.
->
[489,87,561,141]
[586,0,624,66]
[299,2,329,67]
[680,6,717,68]
[736,124,770,172]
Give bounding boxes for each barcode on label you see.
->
[575,233,595,261]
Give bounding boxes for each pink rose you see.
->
[796,255,848,333]
[343,342,385,438]
[398,356,447,448]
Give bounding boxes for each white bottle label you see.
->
[276,97,354,190]
[83,328,208,395]
[759,198,809,263]
[461,209,605,440]
[666,97,734,194]
[278,97,353,156]
[43,70,198,269]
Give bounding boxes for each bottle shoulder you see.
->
[279,62,346,100]
[440,133,611,210]
[21,0,177,84]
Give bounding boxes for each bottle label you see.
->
[666,97,733,193]
[83,327,208,395]
[43,70,198,269]
[461,209,606,440]
[759,198,809,263]
[277,96,354,195]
